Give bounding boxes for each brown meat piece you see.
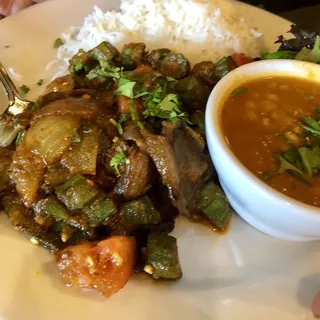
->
[114,146,156,200]
[161,121,210,217]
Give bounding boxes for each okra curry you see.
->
[222,76,320,207]
[0,41,244,297]
[2,22,320,298]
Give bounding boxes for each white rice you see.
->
[51,0,262,78]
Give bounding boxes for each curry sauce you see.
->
[222,76,320,207]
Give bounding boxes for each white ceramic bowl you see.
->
[206,60,320,241]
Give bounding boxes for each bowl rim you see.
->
[205,59,320,218]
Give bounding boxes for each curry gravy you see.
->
[222,76,320,207]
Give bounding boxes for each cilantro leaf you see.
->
[166,76,177,82]
[37,79,44,86]
[282,147,301,164]
[87,61,121,80]
[143,86,187,121]
[74,62,83,72]
[114,78,148,98]
[229,87,248,97]
[110,118,124,135]
[128,99,140,121]
[124,48,132,55]
[54,38,64,49]
[119,114,128,123]
[278,155,310,183]
[110,151,127,176]
[19,85,30,95]
[298,146,320,178]
[128,99,144,128]
[300,116,320,136]
[115,81,136,98]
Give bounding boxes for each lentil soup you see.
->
[222,76,320,207]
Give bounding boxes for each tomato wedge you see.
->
[232,53,254,66]
[56,236,136,297]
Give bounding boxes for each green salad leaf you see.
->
[262,51,297,60]
[294,35,320,63]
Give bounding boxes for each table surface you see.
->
[281,4,320,32]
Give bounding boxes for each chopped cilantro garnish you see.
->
[74,62,83,72]
[73,128,81,143]
[54,38,64,49]
[274,143,320,184]
[128,100,139,121]
[110,151,127,176]
[87,61,121,80]
[230,87,248,97]
[19,85,30,95]
[115,80,136,98]
[37,79,44,86]
[128,99,144,128]
[278,155,309,183]
[298,146,320,178]
[124,48,132,55]
[110,118,124,135]
[300,116,320,136]
[272,113,320,184]
[114,78,148,98]
[119,114,128,123]
[143,87,187,121]
[166,76,177,82]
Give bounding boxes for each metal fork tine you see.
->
[0,62,15,103]
[0,61,34,117]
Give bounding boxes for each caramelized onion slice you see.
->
[25,115,80,165]
[33,98,97,121]
[61,126,101,175]
[10,145,45,207]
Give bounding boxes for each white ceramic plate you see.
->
[0,1,319,319]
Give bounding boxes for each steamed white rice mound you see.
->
[51,0,262,78]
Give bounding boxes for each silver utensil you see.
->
[0,61,34,116]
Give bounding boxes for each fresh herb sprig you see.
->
[110,151,127,177]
